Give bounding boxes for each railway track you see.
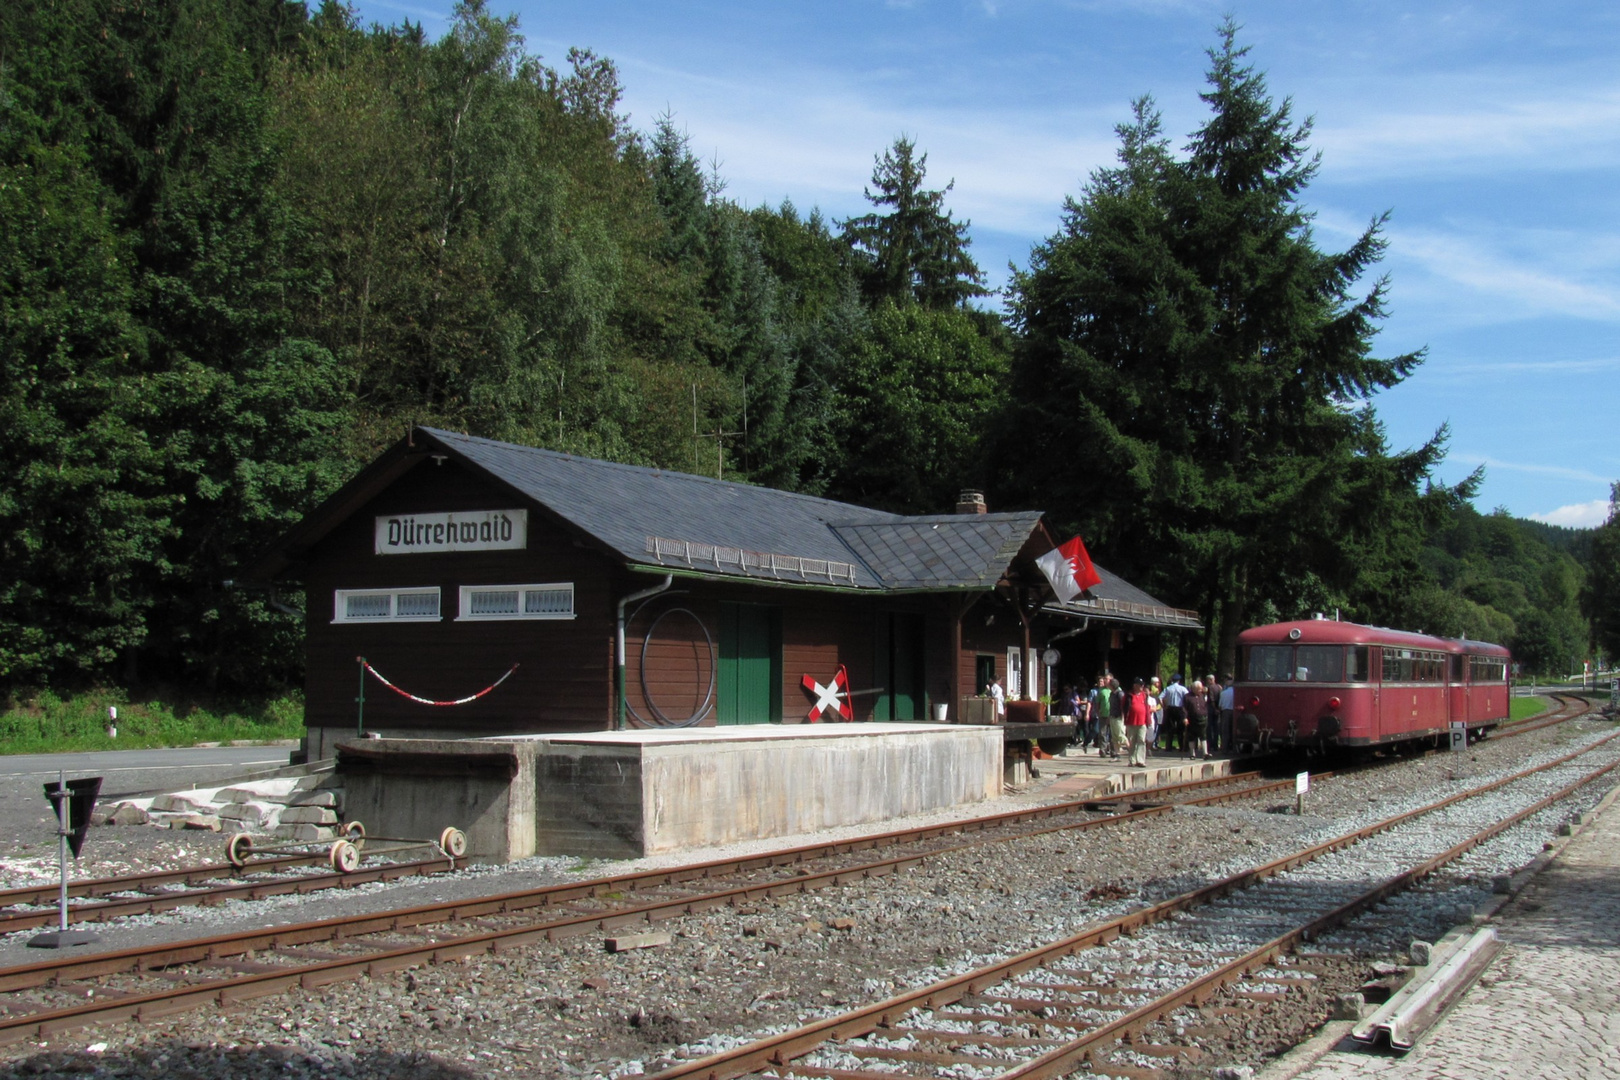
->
[0,767,1285,942]
[647,724,1620,1079]
[0,694,1596,1050]
[0,853,459,936]
[0,768,1327,1044]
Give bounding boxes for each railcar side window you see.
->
[1346,646,1369,682]
[1294,645,1344,683]
[1246,645,1294,682]
[1387,649,1415,682]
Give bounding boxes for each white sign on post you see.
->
[1295,772,1310,795]
[375,509,527,555]
[1449,721,1467,752]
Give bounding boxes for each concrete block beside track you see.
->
[335,723,1002,862]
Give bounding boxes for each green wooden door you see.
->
[874,613,925,721]
[718,603,781,725]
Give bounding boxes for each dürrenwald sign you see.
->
[375,510,528,555]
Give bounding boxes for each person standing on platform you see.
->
[1064,684,1085,747]
[1185,680,1211,759]
[1108,676,1127,760]
[1088,676,1110,753]
[1126,677,1152,766]
[1204,674,1223,752]
[1146,676,1163,749]
[988,677,1006,720]
[1159,674,1188,752]
[1218,675,1236,754]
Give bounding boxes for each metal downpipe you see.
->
[616,575,674,730]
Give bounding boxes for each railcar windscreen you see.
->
[1246,645,1294,682]
[1346,646,1370,682]
[1294,645,1344,683]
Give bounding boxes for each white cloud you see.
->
[1450,455,1614,486]
[611,64,1120,236]
[1315,90,1620,179]
[1374,223,1620,324]
[1530,499,1612,528]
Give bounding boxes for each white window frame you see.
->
[332,587,442,624]
[456,582,576,622]
[1006,646,1023,699]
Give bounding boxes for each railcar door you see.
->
[1370,647,1384,740]
[1450,654,1468,732]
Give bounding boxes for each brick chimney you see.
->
[955,489,987,515]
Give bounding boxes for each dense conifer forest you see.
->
[2,1,1611,697]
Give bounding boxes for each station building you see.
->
[246,427,1200,858]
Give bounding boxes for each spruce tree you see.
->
[1004,21,1448,673]
[841,137,987,309]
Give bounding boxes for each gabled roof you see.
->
[831,514,1043,591]
[248,427,1200,626]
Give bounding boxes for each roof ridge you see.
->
[421,427,904,522]
[832,510,1045,527]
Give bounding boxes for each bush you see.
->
[0,688,303,754]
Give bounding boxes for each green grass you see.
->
[0,688,303,755]
[1508,694,1550,724]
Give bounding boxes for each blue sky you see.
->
[356,0,1620,527]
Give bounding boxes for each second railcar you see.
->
[1233,617,1510,752]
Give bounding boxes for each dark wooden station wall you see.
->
[303,458,618,736]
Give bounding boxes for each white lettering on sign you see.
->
[1295,771,1310,795]
[374,510,527,555]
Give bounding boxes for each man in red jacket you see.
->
[1126,677,1152,767]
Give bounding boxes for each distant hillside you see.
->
[1413,506,1591,674]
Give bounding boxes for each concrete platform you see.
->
[1026,746,1236,799]
[338,722,1003,862]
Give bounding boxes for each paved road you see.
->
[0,746,297,853]
[1277,782,1620,1080]
[0,745,292,782]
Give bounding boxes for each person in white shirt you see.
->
[988,677,1006,719]
[1158,674,1189,751]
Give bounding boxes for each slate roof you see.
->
[251,426,1200,626]
[831,514,1043,590]
[429,428,1035,591]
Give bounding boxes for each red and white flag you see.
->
[1036,536,1102,603]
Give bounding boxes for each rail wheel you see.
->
[343,820,366,852]
[329,838,360,874]
[439,827,468,859]
[227,832,254,868]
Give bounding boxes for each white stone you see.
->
[278,805,338,825]
[216,801,278,828]
[218,778,306,805]
[149,789,225,813]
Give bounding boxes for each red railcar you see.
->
[1232,617,1510,752]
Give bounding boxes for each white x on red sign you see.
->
[800,664,853,722]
